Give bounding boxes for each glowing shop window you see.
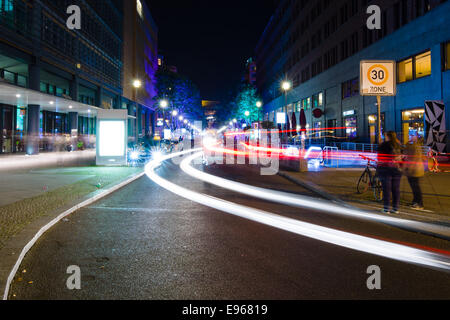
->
[99,121,125,157]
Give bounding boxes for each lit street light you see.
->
[281,81,291,92]
[133,79,142,88]
[281,80,292,141]
[160,100,169,109]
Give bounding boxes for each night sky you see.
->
[146,0,277,101]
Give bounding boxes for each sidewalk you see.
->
[0,150,95,173]
[0,166,143,251]
[280,168,450,222]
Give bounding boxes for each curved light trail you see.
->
[145,150,450,271]
[180,152,450,239]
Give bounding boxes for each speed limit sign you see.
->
[360,60,396,96]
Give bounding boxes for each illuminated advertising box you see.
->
[277,112,286,124]
[96,110,128,166]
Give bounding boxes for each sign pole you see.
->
[360,60,396,146]
[377,95,382,144]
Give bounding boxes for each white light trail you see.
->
[145,151,450,271]
[180,152,450,239]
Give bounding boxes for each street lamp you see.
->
[159,99,169,133]
[282,81,291,92]
[159,99,169,109]
[133,79,142,89]
[132,79,142,142]
[256,100,263,127]
[281,81,292,141]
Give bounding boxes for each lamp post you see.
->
[281,81,291,142]
[256,101,263,146]
[159,99,169,134]
[133,79,142,142]
[256,101,262,128]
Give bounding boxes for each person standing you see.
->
[403,137,425,210]
[377,131,403,214]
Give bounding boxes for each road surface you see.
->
[8,159,450,299]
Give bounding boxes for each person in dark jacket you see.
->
[377,131,403,214]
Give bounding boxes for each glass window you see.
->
[398,58,413,83]
[311,92,324,107]
[314,122,322,138]
[3,70,14,83]
[401,109,425,144]
[345,117,357,139]
[415,51,431,78]
[17,75,27,87]
[342,79,358,99]
[398,50,431,83]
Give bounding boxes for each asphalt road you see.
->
[8,161,450,299]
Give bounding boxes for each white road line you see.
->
[145,151,450,272]
[180,152,450,239]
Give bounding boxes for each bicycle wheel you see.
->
[357,170,370,194]
[373,174,383,202]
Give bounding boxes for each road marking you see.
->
[145,151,450,272]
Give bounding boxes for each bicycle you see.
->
[357,154,383,201]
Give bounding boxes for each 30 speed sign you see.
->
[360,60,396,96]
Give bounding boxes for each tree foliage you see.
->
[235,84,261,123]
[153,70,203,120]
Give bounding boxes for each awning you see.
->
[0,81,100,116]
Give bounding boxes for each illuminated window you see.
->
[0,0,13,12]
[415,51,431,78]
[398,58,413,83]
[397,50,431,83]
[312,92,323,108]
[401,109,425,144]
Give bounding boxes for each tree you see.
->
[235,84,261,124]
[153,70,203,120]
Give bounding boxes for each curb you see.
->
[1,170,145,300]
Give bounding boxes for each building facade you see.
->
[123,0,158,143]
[256,0,450,151]
[244,58,257,85]
[0,0,158,155]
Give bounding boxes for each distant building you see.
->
[244,58,257,85]
[202,100,220,126]
[256,0,450,151]
[157,52,178,73]
[123,0,159,142]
